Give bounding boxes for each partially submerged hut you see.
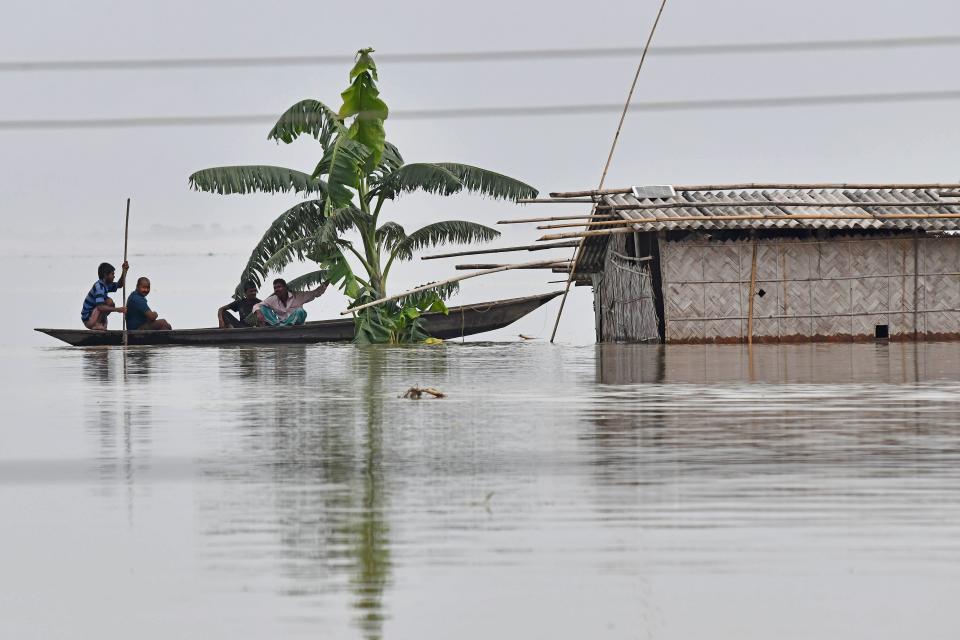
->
[551,184,960,343]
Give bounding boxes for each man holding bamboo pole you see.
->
[80,261,129,330]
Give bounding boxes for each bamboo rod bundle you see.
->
[515,197,595,204]
[421,240,580,260]
[546,183,960,198]
[497,214,614,224]
[340,259,567,315]
[455,262,570,270]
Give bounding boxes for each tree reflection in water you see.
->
[213,345,402,640]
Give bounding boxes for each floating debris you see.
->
[401,386,446,399]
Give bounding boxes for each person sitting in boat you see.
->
[252,278,327,327]
[126,277,172,331]
[80,261,129,330]
[217,282,261,329]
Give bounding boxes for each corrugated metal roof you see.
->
[601,188,960,231]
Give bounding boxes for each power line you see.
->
[2,35,960,72]
[2,89,960,131]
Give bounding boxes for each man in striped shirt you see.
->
[80,261,129,330]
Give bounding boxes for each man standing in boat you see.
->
[80,261,129,330]
[126,277,172,331]
[217,282,261,329]
[253,278,327,327]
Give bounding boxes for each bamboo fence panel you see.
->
[655,234,960,343]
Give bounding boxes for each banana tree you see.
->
[188,49,537,342]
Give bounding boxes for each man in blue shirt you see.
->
[81,261,129,330]
[126,277,172,331]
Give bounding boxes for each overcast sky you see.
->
[3,0,960,341]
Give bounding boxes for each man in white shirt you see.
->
[253,278,328,327]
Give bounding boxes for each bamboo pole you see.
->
[538,212,960,240]
[747,239,757,346]
[455,262,570,270]
[678,182,960,191]
[599,199,960,212]
[421,240,580,260]
[549,188,634,198]
[339,259,566,315]
[498,215,614,224]
[546,183,960,198]
[538,208,960,230]
[516,197,594,204]
[549,0,669,342]
[122,198,130,347]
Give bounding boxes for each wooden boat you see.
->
[35,291,563,347]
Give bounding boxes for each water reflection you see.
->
[595,342,957,385]
[586,342,960,575]
[60,341,960,639]
[81,348,158,525]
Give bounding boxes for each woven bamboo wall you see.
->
[659,234,960,343]
[594,233,660,343]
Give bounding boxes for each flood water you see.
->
[2,341,960,639]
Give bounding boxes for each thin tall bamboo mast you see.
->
[122,198,130,348]
[340,259,566,315]
[549,0,669,343]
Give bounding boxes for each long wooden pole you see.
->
[122,198,130,347]
[498,214,613,224]
[599,199,960,212]
[550,0,670,343]
[747,239,757,346]
[549,188,633,198]
[340,259,566,315]
[420,240,580,261]
[538,208,960,230]
[547,182,960,198]
[455,261,570,270]
[538,212,960,241]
